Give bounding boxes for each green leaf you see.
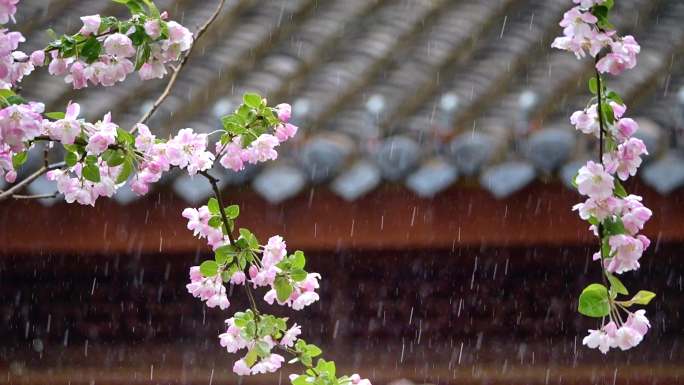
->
[578,283,611,317]
[207,198,220,214]
[134,42,151,70]
[6,95,26,105]
[82,164,101,182]
[142,0,161,18]
[588,77,598,95]
[274,276,293,302]
[315,359,336,377]
[215,245,236,265]
[115,158,134,184]
[116,128,135,146]
[243,93,262,108]
[607,273,628,298]
[614,179,628,198]
[81,36,102,63]
[0,89,15,98]
[199,260,219,277]
[103,149,126,167]
[226,204,240,219]
[244,348,258,367]
[12,152,28,168]
[292,375,309,385]
[45,111,66,120]
[306,344,322,357]
[606,90,624,105]
[291,269,307,282]
[64,151,78,167]
[620,290,656,306]
[603,0,614,9]
[603,216,626,236]
[292,250,306,269]
[208,216,222,228]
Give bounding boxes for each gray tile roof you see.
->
[10,0,684,204]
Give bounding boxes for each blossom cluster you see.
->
[551,0,640,76]
[0,101,43,181]
[40,12,193,89]
[219,313,298,375]
[215,102,297,172]
[583,309,651,353]
[553,0,656,354]
[130,124,214,195]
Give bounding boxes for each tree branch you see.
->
[0,162,65,202]
[131,0,226,132]
[199,169,237,245]
[12,192,60,200]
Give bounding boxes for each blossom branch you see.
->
[199,169,237,245]
[0,162,65,202]
[132,0,226,132]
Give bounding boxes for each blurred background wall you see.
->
[2,0,684,384]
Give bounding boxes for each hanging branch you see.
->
[131,0,226,132]
[0,162,65,202]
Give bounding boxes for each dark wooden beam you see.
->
[1,181,682,255]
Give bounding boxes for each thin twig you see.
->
[12,192,60,200]
[0,162,65,202]
[199,169,237,245]
[131,0,226,132]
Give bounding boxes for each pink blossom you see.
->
[47,161,122,206]
[614,118,638,142]
[104,33,135,58]
[0,102,44,152]
[219,319,248,353]
[79,15,101,36]
[620,195,652,235]
[46,101,82,144]
[138,61,166,80]
[29,50,44,66]
[67,61,87,89]
[251,266,278,287]
[275,103,291,122]
[0,0,19,24]
[230,271,246,285]
[625,310,651,336]
[575,160,614,200]
[181,205,227,249]
[603,137,648,180]
[0,143,15,182]
[570,105,599,136]
[262,235,287,268]
[572,196,620,222]
[185,265,230,310]
[606,234,644,274]
[280,323,301,347]
[232,359,252,376]
[275,123,298,142]
[250,354,284,375]
[144,19,162,39]
[292,291,319,311]
[48,54,70,76]
[217,137,246,172]
[246,134,279,163]
[582,321,617,354]
[85,113,117,155]
[615,325,643,350]
[166,128,214,175]
[351,374,372,385]
[167,21,193,52]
